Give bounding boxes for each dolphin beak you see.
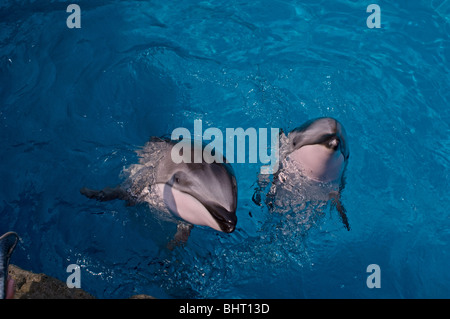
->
[328,135,340,151]
[206,204,237,233]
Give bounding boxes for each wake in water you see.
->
[143,182,340,298]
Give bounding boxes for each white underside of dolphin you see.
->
[288,144,344,183]
[155,183,222,232]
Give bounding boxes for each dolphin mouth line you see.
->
[204,204,237,233]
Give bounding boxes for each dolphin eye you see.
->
[172,173,181,184]
[173,172,188,186]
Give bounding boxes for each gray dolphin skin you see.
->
[0,231,19,299]
[255,117,350,230]
[81,138,238,242]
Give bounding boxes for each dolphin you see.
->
[0,231,19,299]
[81,137,238,245]
[285,117,349,183]
[254,117,350,230]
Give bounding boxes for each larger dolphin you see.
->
[81,137,238,244]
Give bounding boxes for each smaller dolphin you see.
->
[0,231,19,299]
[284,117,349,183]
[81,137,238,246]
[254,117,350,230]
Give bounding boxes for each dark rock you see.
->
[8,264,95,299]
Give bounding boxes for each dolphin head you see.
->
[155,142,238,233]
[287,117,349,182]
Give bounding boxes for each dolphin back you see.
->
[0,232,19,299]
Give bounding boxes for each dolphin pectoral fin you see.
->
[252,188,263,206]
[329,191,350,231]
[80,186,129,202]
[167,222,193,250]
[336,199,350,231]
[252,180,264,206]
[252,173,271,207]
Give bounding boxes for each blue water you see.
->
[1,0,449,299]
